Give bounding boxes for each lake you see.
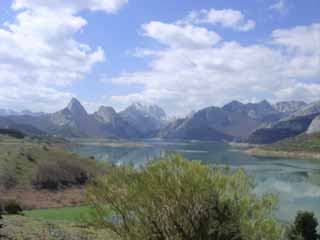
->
[71,139,320,222]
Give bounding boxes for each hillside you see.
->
[0,134,106,209]
[159,100,284,141]
[247,133,320,160]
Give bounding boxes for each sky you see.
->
[0,0,319,116]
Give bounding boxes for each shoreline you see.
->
[246,148,320,161]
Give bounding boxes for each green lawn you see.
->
[23,206,95,222]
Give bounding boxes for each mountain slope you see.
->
[120,103,167,137]
[0,116,45,136]
[273,101,306,115]
[248,100,320,144]
[159,100,282,141]
[307,115,320,134]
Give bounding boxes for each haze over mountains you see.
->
[1,98,319,143]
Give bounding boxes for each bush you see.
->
[32,160,89,190]
[4,200,22,215]
[0,162,17,189]
[87,155,283,240]
[287,211,319,240]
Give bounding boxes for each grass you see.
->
[247,133,320,160]
[1,215,117,240]
[0,134,107,189]
[23,206,94,222]
[263,133,320,153]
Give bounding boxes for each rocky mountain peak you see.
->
[273,101,307,114]
[290,100,320,118]
[128,102,166,120]
[94,106,117,123]
[222,100,244,112]
[307,115,320,134]
[66,98,87,116]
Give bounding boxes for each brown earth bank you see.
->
[0,187,86,210]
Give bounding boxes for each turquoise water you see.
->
[71,139,320,222]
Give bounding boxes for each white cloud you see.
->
[269,0,288,15]
[272,23,320,53]
[13,0,128,13]
[142,21,221,49]
[110,22,320,116]
[0,0,127,112]
[179,9,256,32]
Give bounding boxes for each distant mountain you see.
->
[120,103,167,137]
[307,115,320,134]
[158,100,282,141]
[93,106,140,138]
[248,114,318,144]
[289,100,320,118]
[222,100,280,121]
[248,100,320,144]
[0,109,44,117]
[273,101,306,115]
[3,98,319,142]
[5,99,161,139]
[0,116,45,136]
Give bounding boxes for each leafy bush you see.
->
[87,155,284,240]
[3,200,22,215]
[287,211,319,240]
[0,129,25,139]
[0,162,17,189]
[32,159,89,190]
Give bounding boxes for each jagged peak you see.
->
[66,97,87,115]
[96,106,117,115]
[126,102,166,119]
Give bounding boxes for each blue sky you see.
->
[0,0,319,116]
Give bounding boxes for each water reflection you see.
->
[71,139,320,222]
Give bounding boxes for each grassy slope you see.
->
[247,133,320,160]
[263,133,320,153]
[0,135,105,188]
[0,135,115,239]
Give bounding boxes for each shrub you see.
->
[287,211,319,240]
[87,154,284,240]
[0,162,17,189]
[4,200,22,215]
[32,160,89,190]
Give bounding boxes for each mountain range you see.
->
[1,98,319,144]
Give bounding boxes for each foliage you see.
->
[32,160,89,190]
[287,211,319,240]
[4,200,23,215]
[0,129,25,139]
[87,154,284,240]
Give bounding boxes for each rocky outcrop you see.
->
[120,103,167,137]
[307,115,320,134]
[273,101,306,115]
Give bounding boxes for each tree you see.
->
[287,211,319,240]
[87,155,283,240]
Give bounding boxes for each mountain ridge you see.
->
[2,98,318,142]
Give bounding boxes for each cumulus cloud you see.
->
[179,9,256,32]
[12,0,128,13]
[142,21,221,49]
[272,23,320,53]
[0,0,127,111]
[110,21,320,116]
